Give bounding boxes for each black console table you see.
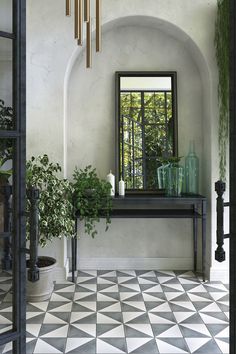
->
[71,194,207,282]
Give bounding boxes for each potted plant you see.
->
[26,154,75,301]
[72,165,112,238]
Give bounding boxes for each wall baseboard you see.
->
[209,267,229,284]
[76,257,193,271]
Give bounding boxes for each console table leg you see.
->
[71,219,78,283]
[193,205,198,272]
[202,200,207,282]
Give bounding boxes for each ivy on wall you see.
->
[215,0,229,181]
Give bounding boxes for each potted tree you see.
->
[72,165,112,238]
[26,154,75,301]
[0,99,13,184]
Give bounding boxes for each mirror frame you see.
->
[115,71,178,194]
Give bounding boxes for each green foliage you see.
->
[157,156,183,165]
[215,0,229,181]
[26,155,75,247]
[0,100,13,177]
[120,91,174,189]
[72,166,112,238]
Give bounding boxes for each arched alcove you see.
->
[64,15,214,273]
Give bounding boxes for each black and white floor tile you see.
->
[0,270,229,353]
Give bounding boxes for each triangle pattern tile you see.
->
[41,324,69,338]
[170,301,196,311]
[99,284,119,293]
[74,291,96,301]
[78,270,97,277]
[142,293,166,302]
[43,313,68,324]
[157,276,175,284]
[187,293,212,302]
[125,323,153,337]
[98,302,121,312]
[206,324,229,337]
[26,323,42,337]
[96,338,126,353]
[70,312,97,324]
[184,284,207,293]
[119,284,140,292]
[215,338,229,353]
[180,323,211,337]
[120,292,142,302]
[98,324,125,338]
[156,338,189,353]
[200,312,229,324]
[97,313,122,324]
[125,312,150,325]
[136,270,156,277]
[121,301,146,312]
[48,302,72,313]
[123,312,146,324]
[118,277,136,284]
[137,277,158,285]
[77,276,95,284]
[161,283,185,292]
[174,312,201,324]
[185,337,211,353]
[76,284,97,292]
[165,292,189,301]
[126,338,153,353]
[142,284,163,293]
[186,338,222,354]
[49,293,71,302]
[155,270,176,277]
[65,338,95,353]
[34,338,64,353]
[68,323,96,337]
[204,283,228,292]
[97,277,116,285]
[178,278,200,285]
[215,325,229,338]
[157,324,183,338]
[198,302,222,312]
[210,292,229,301]
[118,270,136,277]
[97,293,119,302]
[148,302,172,313]
[148,312,176,324]
[54,284,75,293]
[97,270,116,277]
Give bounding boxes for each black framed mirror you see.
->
[115,71,178,193]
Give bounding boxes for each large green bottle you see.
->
[185,141,199,194]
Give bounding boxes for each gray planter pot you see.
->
[26,256,57,302]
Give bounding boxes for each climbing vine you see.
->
[215,0,229,181]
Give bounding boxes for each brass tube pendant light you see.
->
[66,0,71,16]
[65,0,102,68]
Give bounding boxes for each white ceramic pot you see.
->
[26,256,57,302]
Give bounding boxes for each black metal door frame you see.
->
[0,0,26,353]
[230,1,236,353]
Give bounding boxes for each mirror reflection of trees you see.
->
[120,91,174,189]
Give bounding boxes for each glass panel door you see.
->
[0,0,26,353]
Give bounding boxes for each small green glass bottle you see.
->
[185,141,199,194]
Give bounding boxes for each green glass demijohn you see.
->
[185,141,199,194]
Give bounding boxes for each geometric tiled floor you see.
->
[0,270,229,353]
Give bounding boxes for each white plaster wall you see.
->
[26,0,228,280]
[67,24,203,270]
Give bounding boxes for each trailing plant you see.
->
[26,155,75,247]
[72,165,112,238]
[215,0,229,181]
[0,100,13,179]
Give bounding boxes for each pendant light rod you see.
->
[66,0,71,16]
[86,18,92,68]
[96,0,101,52]
[74,0,79,38]
[78,0,83,45]
[84,0,90,22]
